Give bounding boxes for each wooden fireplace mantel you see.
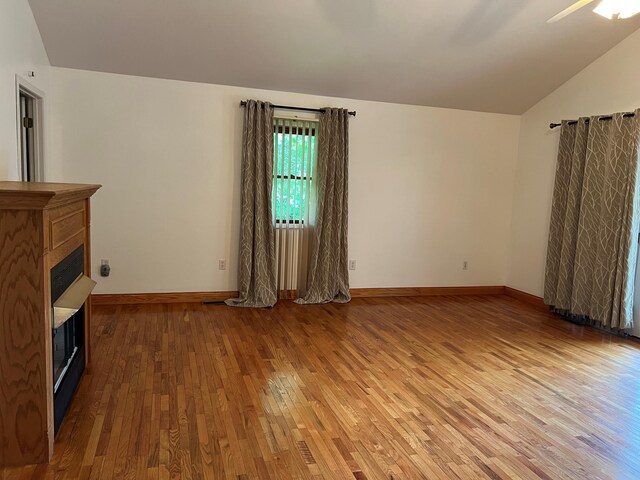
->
[0,181,101,467]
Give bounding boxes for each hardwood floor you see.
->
[2,295,640,479]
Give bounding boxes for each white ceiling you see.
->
[28,0,640,114]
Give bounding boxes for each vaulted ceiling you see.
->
[28,0,640,114]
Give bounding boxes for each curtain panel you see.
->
[296,108,351,304]
[226,100,278,308]
[544,110,640,329]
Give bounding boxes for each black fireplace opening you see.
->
[51,245,86,435]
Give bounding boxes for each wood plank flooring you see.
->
[2,295,640,479]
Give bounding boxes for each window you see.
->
[272,118,317,224]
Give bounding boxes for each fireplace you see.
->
[50,245,88,434]
[0,181,100,467]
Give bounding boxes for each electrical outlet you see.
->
[100,259,111,277]
[463,261,468,271]
[219,259,227,271]
[349,260,356,271]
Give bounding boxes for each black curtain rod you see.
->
[239,100,356,117]
[549,112,635,129]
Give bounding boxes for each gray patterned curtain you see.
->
[296,108,351,304]
[544,110,640,329]
[226,100,278,308]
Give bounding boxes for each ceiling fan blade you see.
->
[547,0,598,23]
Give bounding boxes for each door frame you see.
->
[15,75,46,182]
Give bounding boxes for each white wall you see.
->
[0,0,50,181]
[508,28,640,297]
[51,67,520,294]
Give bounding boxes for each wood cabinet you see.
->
[0,182,100,467]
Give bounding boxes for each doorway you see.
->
[17,80,44,182]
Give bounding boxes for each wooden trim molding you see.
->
[92,286,506,306]
[350,286,506,297]
[91,291,238,306]
[92,286,549,309]
[504,287,549,312]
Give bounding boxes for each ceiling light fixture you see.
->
[593,0,640,19]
